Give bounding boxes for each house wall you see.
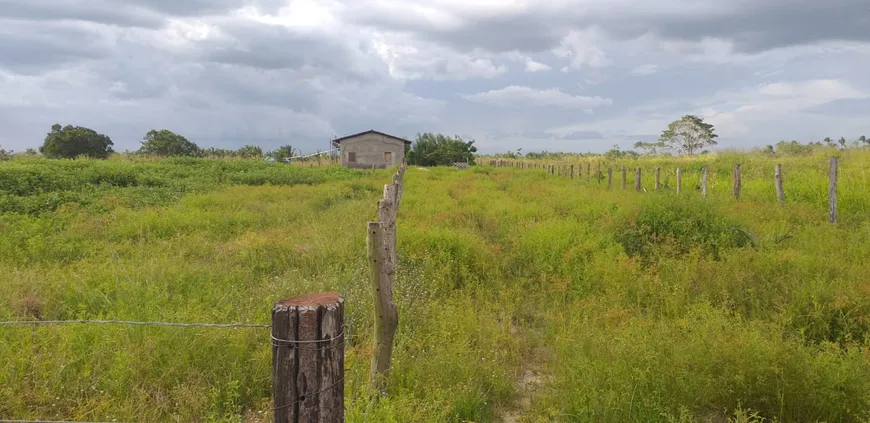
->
[339,133,406,169]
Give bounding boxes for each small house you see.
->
[332,130,410,169]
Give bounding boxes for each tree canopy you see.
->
[269,145,297,162]
[139,129,200,157]
[40,124,114,159]
[658,115,718,155]
[407,133,477,166]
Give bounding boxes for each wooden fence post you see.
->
[676,168,682,194]
[570,165,575,180]
[586,163,591,183]
[733,164,742,199]
[607,166,613,189]
[635,168,642,192]
[380,186,398,269]
[367,222,398,393]
[775,164,785,205]
[702,167,708,197]
[597,163,601,184]
[621,166,627,190]
[829,157,838,224]
[654,167,661,191]
[272,292,345,423]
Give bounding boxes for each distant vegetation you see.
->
[407,132,478,166]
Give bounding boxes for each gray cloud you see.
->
[0,20,115,72]
[0,0,869,155]
[0,0,165,27]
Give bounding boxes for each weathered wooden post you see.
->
[635,168,642,192]
[596,163,601,184]
[701,167,709,197]
[272,292,345,423]
[380,186,398,268]
[607,166,613,189]
[654,167,661,191]
[570,165,575,180]
[676,168,682,194]
[829,157,838,224]
[586,163,591,183]
[621,166,627,190]
[367,222,398,393]
[775,164,785,205]
[733,164,742,199]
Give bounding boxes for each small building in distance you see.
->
[332,130,410,169]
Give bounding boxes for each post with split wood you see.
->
[829,157,838,224]
[272,292,345,423]
[607,166,613,189]
[676,168,682,194]
[654,167,661,191]
[635,168,642,192]
[367,222,398,394]
[733,164,742,199]
[775,164,785,205]
[701,167,709,198]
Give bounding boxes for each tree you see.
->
[139,129,200,157]
[633,140,666,155]
[823,137,835,147]
[838,137,847,148]
[270,145,297,162]
[658,115,718,155]
[407,133,477,166]
[860,135,868,145]
[40,124,114,159]
[0,145,11,160]
[236,145,263,158]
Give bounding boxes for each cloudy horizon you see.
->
[1,0,869,155]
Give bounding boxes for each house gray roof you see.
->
[332,130,412,145]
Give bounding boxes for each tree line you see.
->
[0,124,300,161]
[0,123,479,166]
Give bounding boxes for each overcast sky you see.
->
[2,0,869,154]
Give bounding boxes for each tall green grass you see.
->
[1,153,869,422]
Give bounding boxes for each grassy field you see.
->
[1,150,869,422]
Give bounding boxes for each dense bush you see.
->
[39,124,114,159]
[614,195,755,262]
[408,133,477,166]
[138,129,200,157]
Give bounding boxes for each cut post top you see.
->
[277,292,343,308]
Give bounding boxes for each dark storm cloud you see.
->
[0,19,113,72]
[196,20,387,83]
[601,0,870,53]
[348,0,870,54]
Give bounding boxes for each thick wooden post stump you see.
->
[273,292,345,423]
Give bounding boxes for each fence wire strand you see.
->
[0,320,269,328]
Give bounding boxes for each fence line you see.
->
[488,158,847,224]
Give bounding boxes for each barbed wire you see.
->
[0,420,124,423]
[0,320,269,328]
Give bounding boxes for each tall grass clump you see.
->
[614,195,756,263]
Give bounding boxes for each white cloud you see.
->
[525,60,551,72]
[464,85,613,109]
